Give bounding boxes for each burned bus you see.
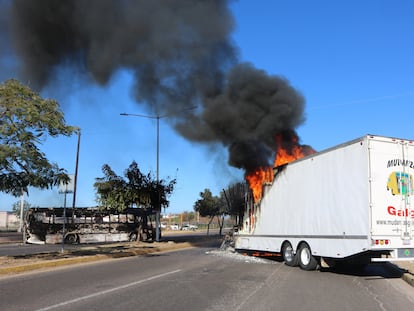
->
[25,207,158,244]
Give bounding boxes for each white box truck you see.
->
[234,135,414,270]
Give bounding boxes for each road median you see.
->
[0,235,222,276]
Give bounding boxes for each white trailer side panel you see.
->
[237,135,414,260]
[236,135,414,261]
[237,137,372,258]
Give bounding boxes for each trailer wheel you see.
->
[282,242,298,266]
[298,243,318,270]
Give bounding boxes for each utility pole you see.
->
[72,130,81,210]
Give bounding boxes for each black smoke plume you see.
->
[0,0,306,174]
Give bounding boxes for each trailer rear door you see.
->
[369,136,414,246]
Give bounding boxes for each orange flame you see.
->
[245,167,273,202]
[246,134,315,202]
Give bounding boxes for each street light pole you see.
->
[72,130,81,210]
[121,106,196,242]
[155,115,160,242]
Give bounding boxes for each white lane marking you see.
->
[35,269,182,311]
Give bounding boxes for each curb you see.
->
[0,255,110,275]
[401,273,414,287]
[386,262,414,287]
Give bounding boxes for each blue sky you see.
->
[1,0,414,213]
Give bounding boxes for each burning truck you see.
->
[235,134,414,270]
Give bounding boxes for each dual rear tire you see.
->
[282,242,298,267]
[282,242,318,271]
[297,243,318,270]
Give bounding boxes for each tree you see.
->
[194,189,226,235]
[0,79,78,196]
[94,161,176,241]
[93,164,131,211]
[215,193,228,236]
[181,211,196,224]
[94,161,176,212]
[12,200,31,219]
[222,182,247,228]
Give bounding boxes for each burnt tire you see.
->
[129,232,138,242]
[282,242,298,267]
[298,243,318,270]
[65,234,78,244]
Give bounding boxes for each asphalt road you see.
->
[0,242,80,257]
[1,244,414,311]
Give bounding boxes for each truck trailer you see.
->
[235,135,414,270]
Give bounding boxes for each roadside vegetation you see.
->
[0,79,78,197]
